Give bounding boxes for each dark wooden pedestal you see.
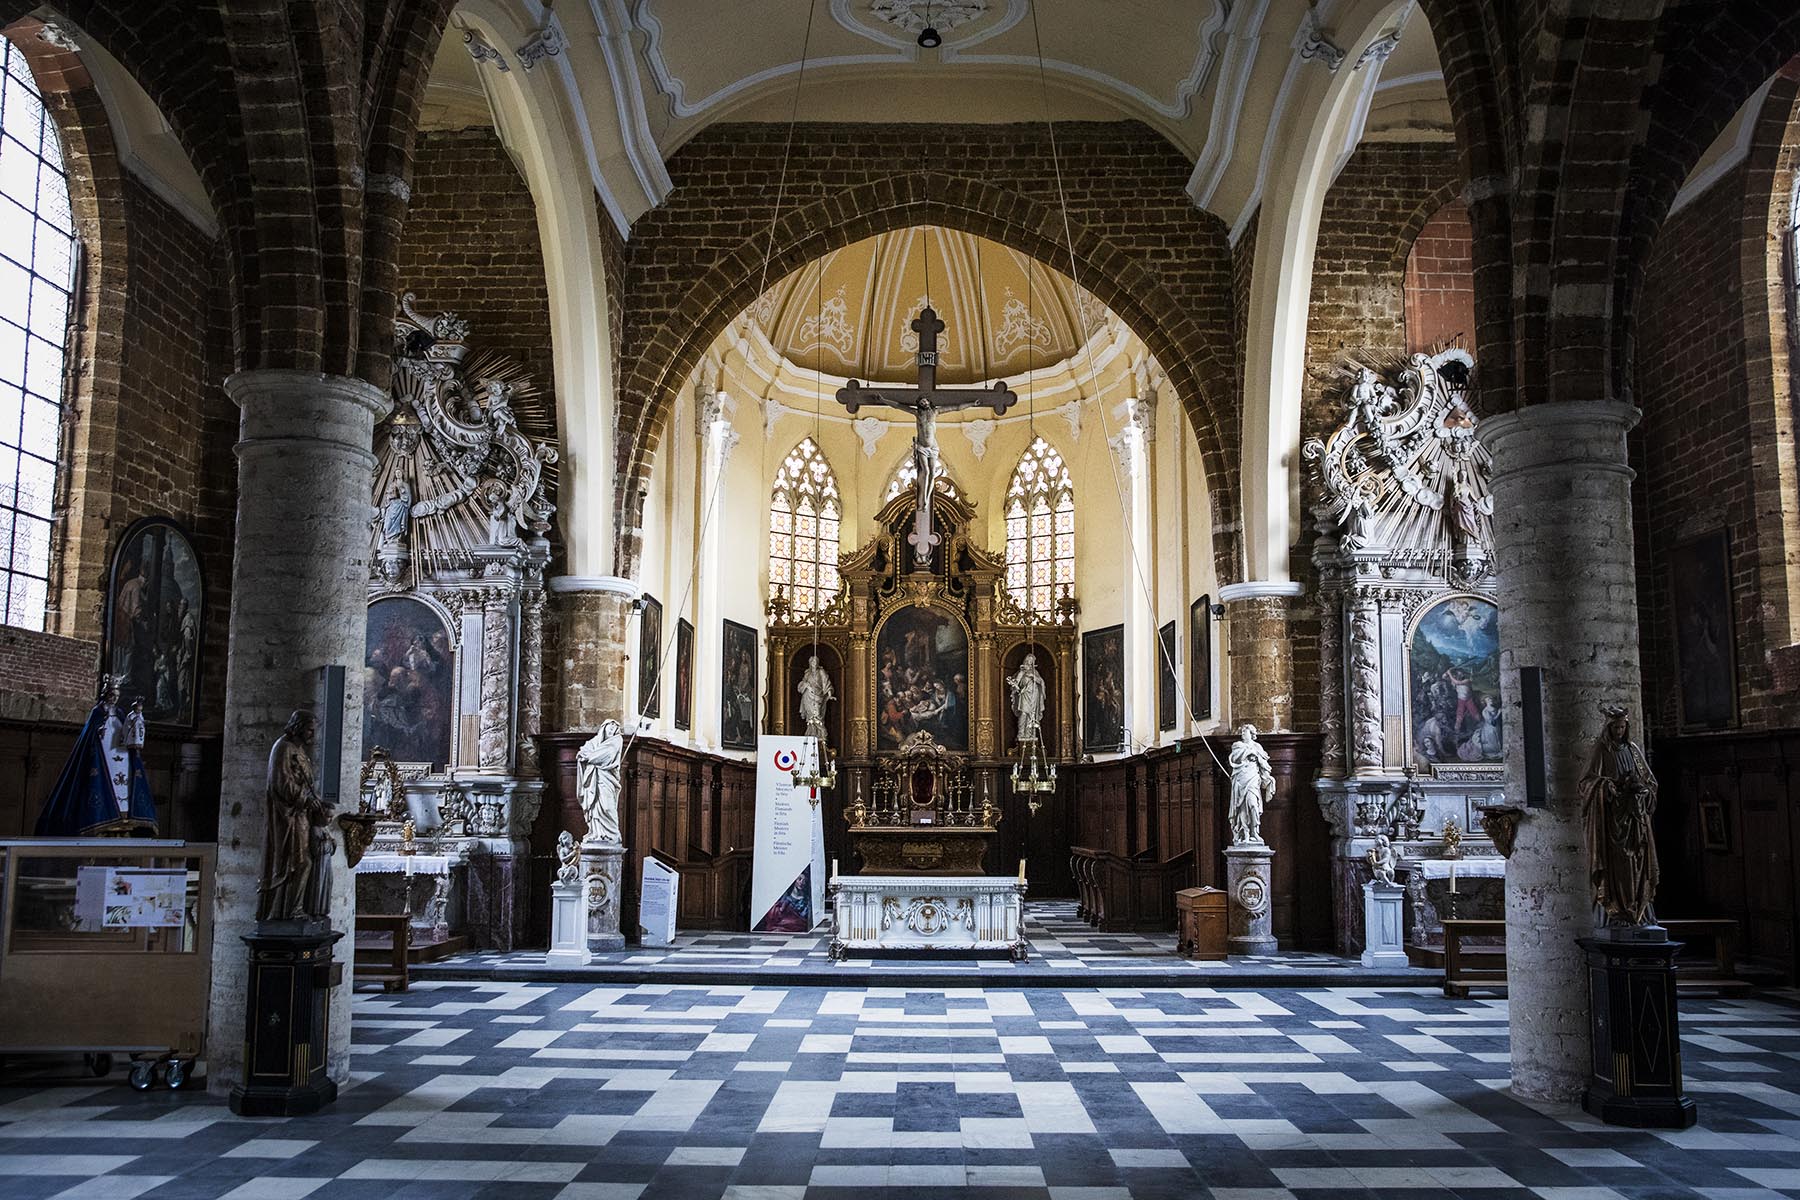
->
[228,925,345,1117]
[1579,934,1698,1129]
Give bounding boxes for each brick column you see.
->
[209,369,390,1096]
[1483,401,1642,1103]
[547,577,635,732]
[1219,582,1303,731]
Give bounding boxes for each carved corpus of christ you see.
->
[836,306,1018,568]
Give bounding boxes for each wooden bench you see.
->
[1068,846,1195,932]
[1438,917,1752,999]
[353,913,411,992]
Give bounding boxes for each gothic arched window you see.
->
[1005,436,1074,618]
[769,438,842,616]
[0,40,76,630]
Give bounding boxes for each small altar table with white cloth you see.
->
[353,851,465,944]
[828,871,1027,960]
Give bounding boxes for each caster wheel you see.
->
[86,1053,114,1078]
[165,1060,189,1090]
[128,1061,155,1091]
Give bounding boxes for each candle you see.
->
[1449,859,1458,893]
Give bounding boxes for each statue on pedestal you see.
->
[256,711,336,924]
[1365,833,1398,886]
[1007,653,1047,745]
[1227,724,1275,846]
[576,719,624,845]
[33,675,158,837]
[555,829,581,886]
[1580,702,1660,927]
[798,655,834,744]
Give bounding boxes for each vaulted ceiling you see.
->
[753,226,1097,386]
[425,0,1451,236]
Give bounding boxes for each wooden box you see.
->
[1175,885,1226,960]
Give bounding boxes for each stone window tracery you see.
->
[769,437,842,616]
[1004,436,1075,618]
[0,39,76,631]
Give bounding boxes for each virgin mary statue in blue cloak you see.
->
[35,679,158,837]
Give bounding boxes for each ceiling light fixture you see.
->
[917,1,940,48]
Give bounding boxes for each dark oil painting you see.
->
[722,619,758,751]
[363,596,454,769]
[104,517,204,726]
[875,604,968,751]
[674,617,694,731]
[1409,595,1503,767]
[1670,528,1737,730]
[1158,620,1178,732]
[638,594,662,719]
[1190,595,1212,720]
[1082,624,1126,754]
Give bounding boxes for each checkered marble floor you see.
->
[4,984,1799,1200]
[426,901,1423,981]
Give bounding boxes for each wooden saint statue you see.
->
[256,710,336,924]
[1579,702,1660,926]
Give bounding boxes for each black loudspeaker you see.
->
[315,664,346,804]
[1519,665,1546,809]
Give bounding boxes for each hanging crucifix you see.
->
[836,306,1018,569]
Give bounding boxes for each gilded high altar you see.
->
[765,482,1078,869]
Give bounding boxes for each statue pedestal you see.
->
[1225,843,1277,956]
[228,925,344,1117]
[1360,881,1409,968]
[1579,930,1697,1128]
[581,841,625,952]
[546,880,591,966]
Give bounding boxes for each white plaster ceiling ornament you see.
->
[854,415,888,458]
[1057,399,1083,442]
[993,288,1053,355]
[763,396,789,439]
[898,296,948,356]
[36,22,79,52]
[796,285,856,354]
[962,418,995,460]
[1302,349,1490,563]
[1295,9,1346,71]
[516,21,565,71]
[869,0,988,35]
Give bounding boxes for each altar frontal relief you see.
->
[1409,595,1502,766]
[876,604,968,751]
[363,596,453,769]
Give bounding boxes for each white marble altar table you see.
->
[829,873,1027,960]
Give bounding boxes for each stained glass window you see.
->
[0,39,75,631]
[1005,436,1074,619]
[769,438,842,616]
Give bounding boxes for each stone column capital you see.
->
[1217,580,1305,604]
[548,574,642,598]
[1480,401,1641,482]
[224,369,392,467]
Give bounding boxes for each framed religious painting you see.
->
[1406,594,1503,770]
[103,516,204,727]
[721,619,759,751]
[874,604,969,751]
[1082,624,1126,754]
[1190,595,1212,720]
[674,618,694,731]
[1157,620,1178,731]
[1670,528,1737,730]
[638,594,662,719]
[363,595,455,771]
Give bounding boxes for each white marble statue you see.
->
[576,718,624,845]
[555,829,581,886]
[1007,653,1047,745]
[1227,723,1275,846]
[124,698,146,751]
[797,655,834,744]
[1365,832,1398,885]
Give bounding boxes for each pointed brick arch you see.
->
[615,170,1239,583]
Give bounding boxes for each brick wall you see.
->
[1403,198,1476,354]
[394,128,555,417]
[0,626,97,722]
[1634,158,1799,734]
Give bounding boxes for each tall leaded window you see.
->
[769,438,842,615]
[1005,436,1074,618]
[0,39,75,631]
